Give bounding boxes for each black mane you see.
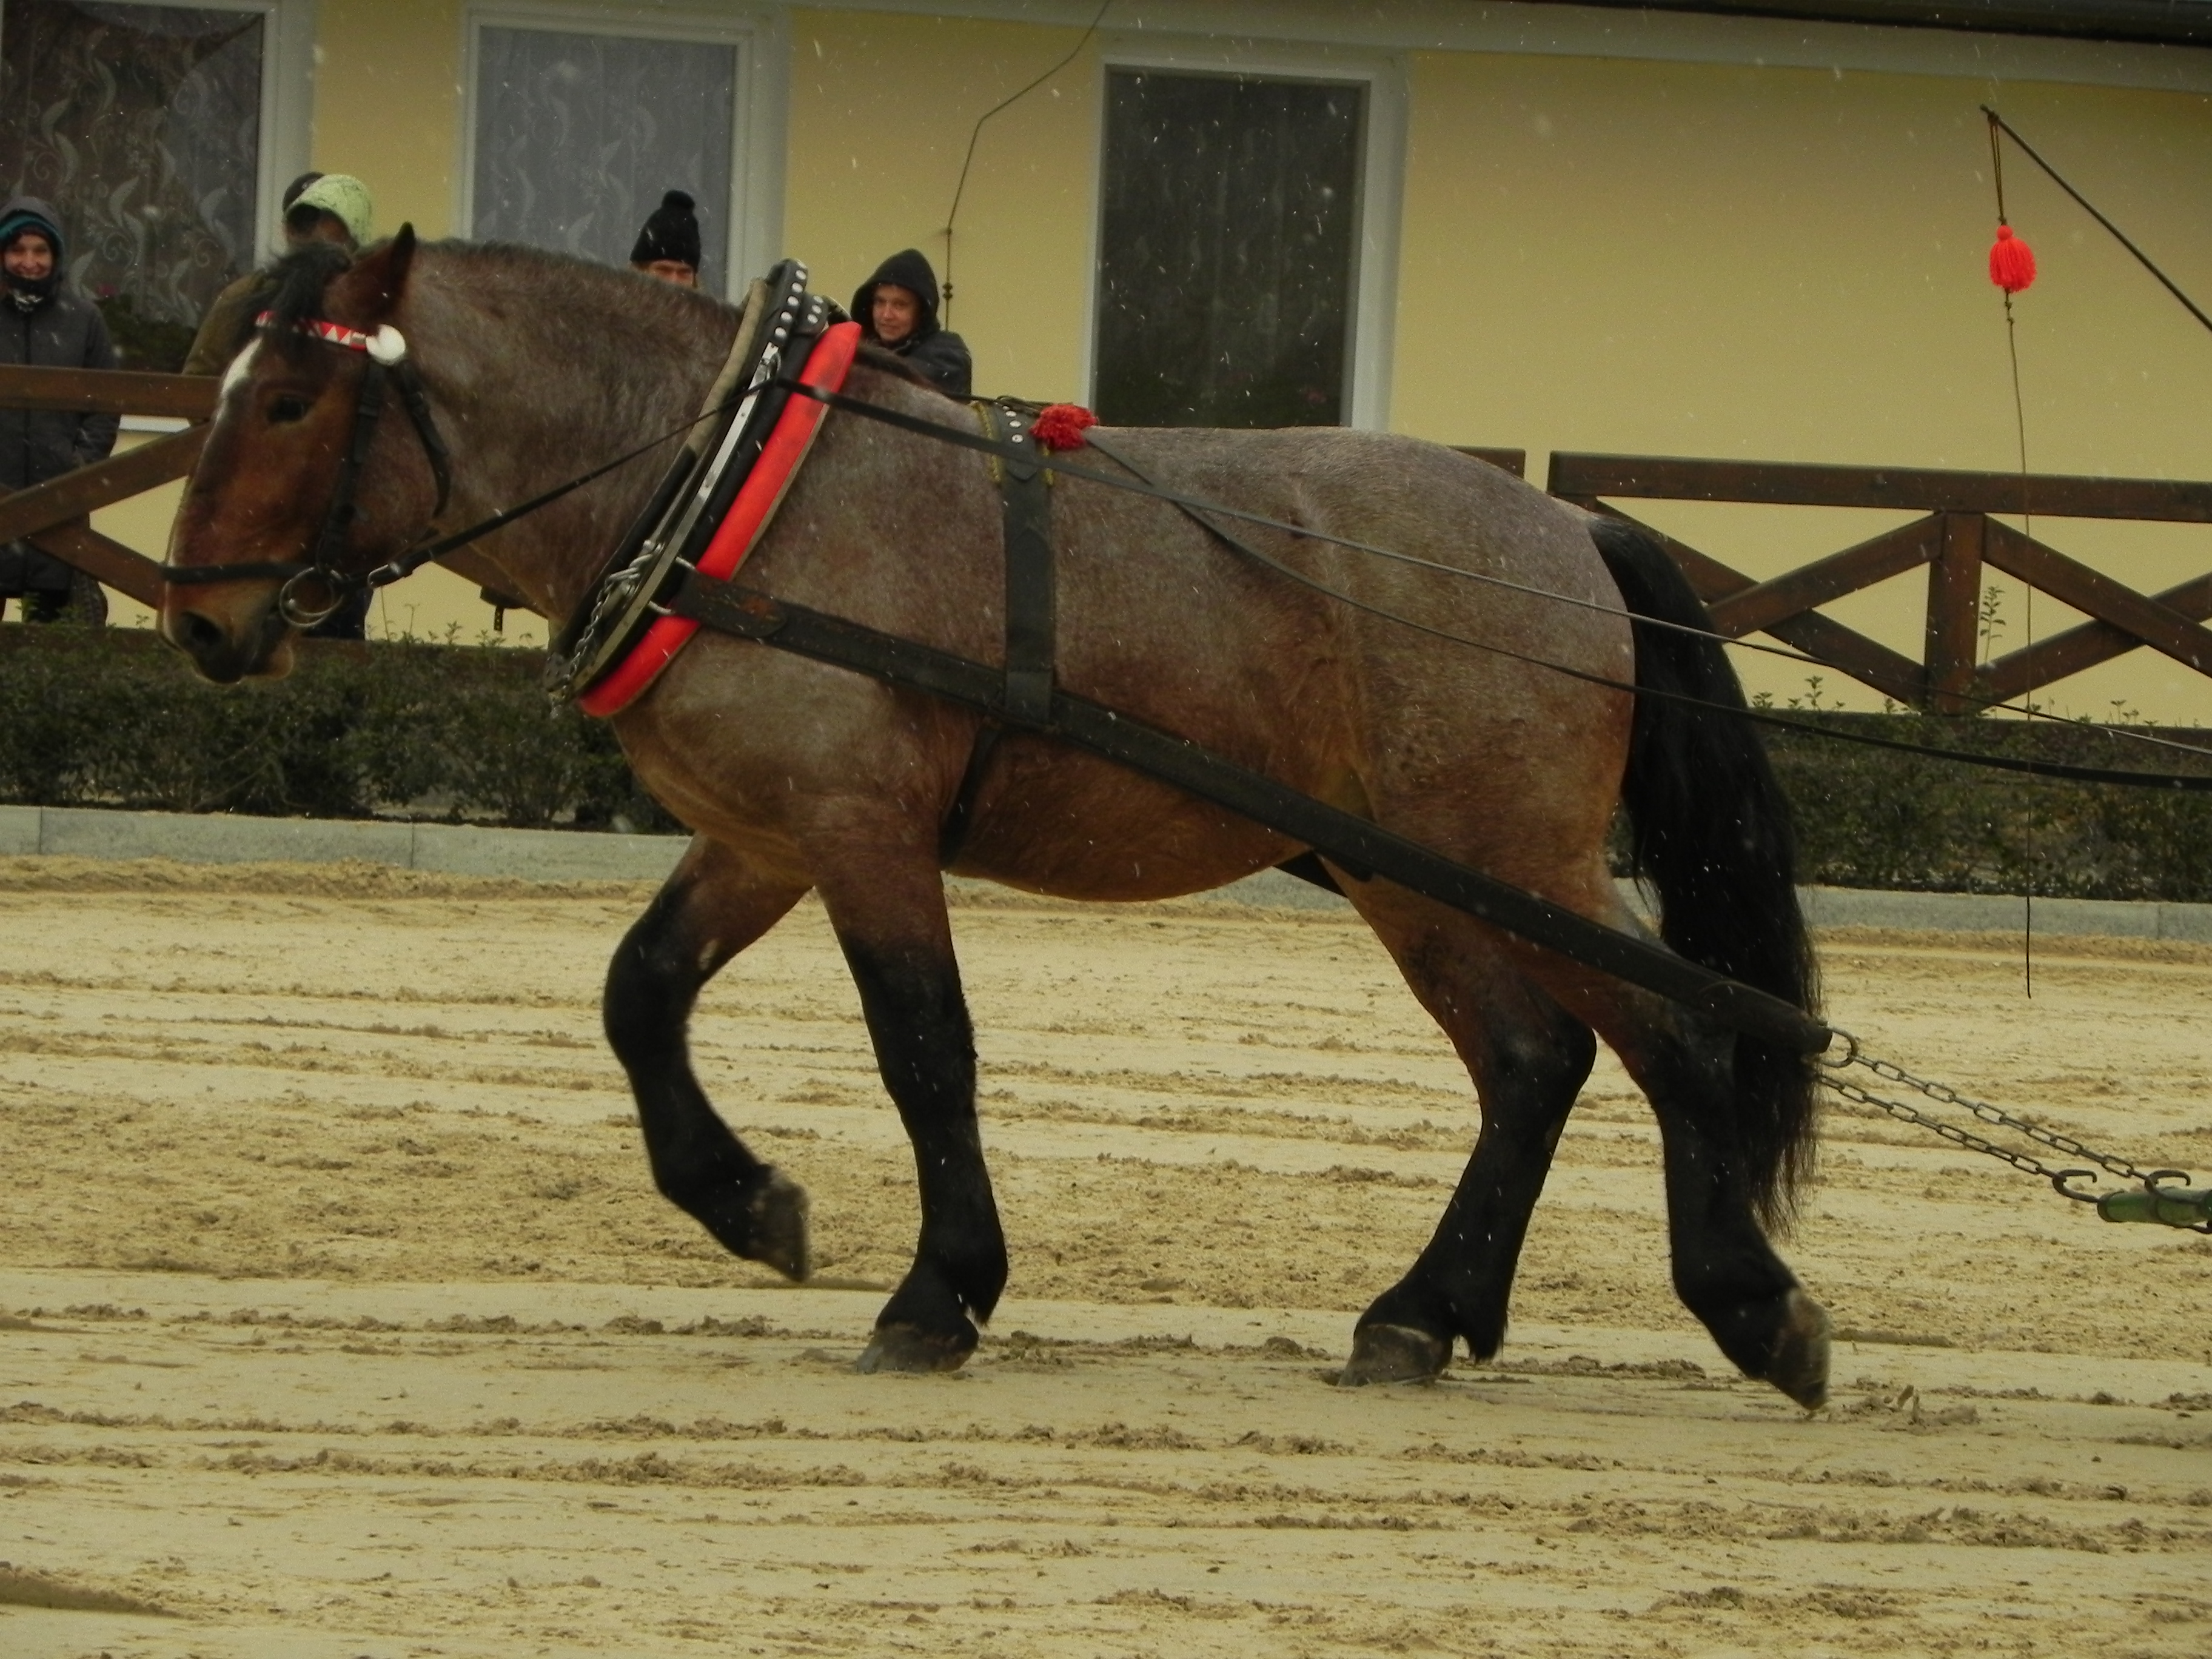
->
[261,240,355,355]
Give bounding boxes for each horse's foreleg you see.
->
[813,850,1006,1375]
[605,837,811,1279]
[1336,902,1596,1385]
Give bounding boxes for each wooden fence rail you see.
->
[1549,453,2212,712]
[0,364,212,609]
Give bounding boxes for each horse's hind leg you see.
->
[1335,897,1597,1385]
[811,847,1006,1375]
[605,837,813,1279]
[1522,950,1830,1407]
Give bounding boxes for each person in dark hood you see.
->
[0,197,118,624]
[631,190,702,287]
[851,249,971,399]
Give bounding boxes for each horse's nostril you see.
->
[177,609,227,655]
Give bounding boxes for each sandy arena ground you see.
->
[2,857,2212,1657]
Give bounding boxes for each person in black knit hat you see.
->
[851,248,970,398]
[631,190,702,287]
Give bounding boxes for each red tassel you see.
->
[1989,224,2036,295]
[1031,403,1098,452]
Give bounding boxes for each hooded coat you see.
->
[0,197,118,594]
[850,249,971,400]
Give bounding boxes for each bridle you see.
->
[159,312,454,627]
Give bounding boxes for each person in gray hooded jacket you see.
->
[0,196,118,623]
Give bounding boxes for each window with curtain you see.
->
[0,0,265,368]
[1094,70,1365,429]
[471,25,735,293]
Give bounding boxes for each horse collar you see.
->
[551,258,861,716]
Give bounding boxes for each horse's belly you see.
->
[951,741,1296,903]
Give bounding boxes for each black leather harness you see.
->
[937,400,1057,868]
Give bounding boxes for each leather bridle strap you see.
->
[160,313,453,623]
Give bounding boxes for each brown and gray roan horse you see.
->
[160,231,1830,1406]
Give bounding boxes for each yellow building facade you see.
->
[75,0,2212,719]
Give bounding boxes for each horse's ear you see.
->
[350,223,418,318]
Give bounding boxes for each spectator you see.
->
[0,198,117,625]
[629,191,701,287]
[183,171,372,377]
[851,249,970,399]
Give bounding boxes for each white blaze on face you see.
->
[218,338,261,404]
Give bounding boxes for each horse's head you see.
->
[161,227,443,681]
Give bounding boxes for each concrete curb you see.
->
[2,803,2207,941]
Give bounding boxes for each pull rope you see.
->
[1987,107,2038,996]
[940,0,1113,325]
[1983,104,2212,340]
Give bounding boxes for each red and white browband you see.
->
[255,310,411,365]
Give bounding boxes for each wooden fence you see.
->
[1551,454,2212,713]
[2,364,2206,718]
[0,364,211,608]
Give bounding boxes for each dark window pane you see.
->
[1095,70,1362,429]
[0,0,264,369]
[473,27,735,293]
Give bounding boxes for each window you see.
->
[0,0,266,367]
[469,24,736,293]
[1093,69,1366,429]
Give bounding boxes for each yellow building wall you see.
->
[1394,52,2212,719]
[313,0,464,241]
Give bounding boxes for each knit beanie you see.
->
[290,173,374,249]
[630,190,702,269]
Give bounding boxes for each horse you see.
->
[158,230,1831,1406]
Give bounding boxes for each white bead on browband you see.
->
[366,325,409,366]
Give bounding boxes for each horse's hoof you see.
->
[1765,1287,1832,1409]
[856,1322,975,1375]
[1338,1323,1450,1386]
[749,1169,811,1282]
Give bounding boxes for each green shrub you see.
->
[2,626,2208,900]
[0,625,674,833]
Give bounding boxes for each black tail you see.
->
[1589,515,1820,1227]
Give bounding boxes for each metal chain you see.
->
[1820,1036,2157,1184]
[1824,1074,2082,1187]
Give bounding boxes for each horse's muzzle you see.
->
[159,592,293,683]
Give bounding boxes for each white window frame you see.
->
[455,1,785,300]
[1084,35,1406,432]
[0,0,312,263]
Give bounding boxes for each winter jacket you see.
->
[183,269,267,378]
[0,196,118,594]
[850,248,973,400]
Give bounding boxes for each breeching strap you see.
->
[665,568,1834,1056]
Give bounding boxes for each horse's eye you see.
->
[268,394,310,424]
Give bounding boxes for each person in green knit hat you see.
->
[181,171,374,377]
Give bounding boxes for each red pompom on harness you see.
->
[1989,224,2036,295]
[576,318,863,718]
[1031,403,1098,452]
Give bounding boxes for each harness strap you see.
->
[977,401,1056,729]
[666,566,1832,1056]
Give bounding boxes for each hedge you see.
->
[2,623,2209,901]
[0,623,675,834]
